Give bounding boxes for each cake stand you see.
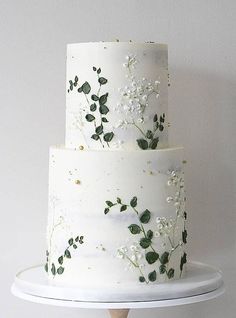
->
[11,261,224,318]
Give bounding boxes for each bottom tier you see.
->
[46,146,187,289]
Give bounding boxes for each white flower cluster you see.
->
[155,216,174,238]
[114,55,160,127]
[117,243,144,269]
[166,169,186,214]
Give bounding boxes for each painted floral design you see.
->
[104,169,187,283]
[115,54,166,149]
[68,67,114,148]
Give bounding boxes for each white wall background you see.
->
[1,0,235,317]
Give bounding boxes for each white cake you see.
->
[45,42,187,300]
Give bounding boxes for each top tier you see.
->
[66,42,168,150]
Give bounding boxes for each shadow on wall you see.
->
[168,67,236,264]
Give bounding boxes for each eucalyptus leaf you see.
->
[153,114,158,122]
[130,196,137,208]
[91,94,99,101]
[98,77,108,85]
[146,130,153,139]
[139,276,145,283]
[128,224,141,234]
[58,256,63,265]
[159,124,164,131]
[90,103,97,112]
[167,268,175,279]
[99,105,109,115]
[57,266,64,275]
[93,66,97,71]
[147,229,153,240]
[149,137,159,149]
[97,68,101,74]
[137,139,148,150]
[65,249,71,259]
[44,263,48,273]
[104,132,114,142]
[182,229,187,244]
[106,200,114,207]
[82,81,91,94]
[73,244,77,249]
[160,115,165,123]
[140,237,151,249]
[99,94,108,105]
[68,238,73,246]
[102,117,108,123]
[139,209,151,224]
[117,197,122,204]
[78,87,83,93]
[51,263,56,276]
[91,134,99,140]
[85,114,95,122]
[104,207,110,214]
[159,264,166,274]
[180,252,187,271]
[145,251,159,264]
[120,205,127,212]
[148,270,157,282]
[75,236,79,242]
[74,76,78,82]
[160,252,169,265]
[95,125,103,135]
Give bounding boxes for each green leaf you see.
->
[95,125,103,135]
[79,236,84,244]
[97,68,101,74]
[64,249,71,259]
[167,268,175,279]
[137,139,148,150]
[139,276,145,283]
[102,117,108,123]
[106,200,113,207]
[93,66,97,71]
[145,251,159,264]
[159,124,164,131]
[57,266,64,275]
[73,244,77,249]
[99,93,108,105]
[184,211,187,220]
[91,134,100,140]
[130,196,137,208]
[120,205,127,212]
[140,237,151,249]
[128,224,141,234]
[73,81,78,87]
[160,252,169,265]
[117,197,122,204]
[91,94,99,101]
[98,77,108,85]
[153,114,158,122]
[160,115,165,123]
[146,130,153,139]
[51,263,56,276]
[70,84,73,91]
[82,81,91,94]
[155,121,159,129]
[78,87,83,93]
[46,250,49,256]
[104,132,114,142]
[85,114,95,122]
[182,229,187,244]
[99,105,109,115]
[74,76,78,82]
[69,80,73,85]
[139,209,151,224]
[75,236,79,242]
[159,264,166,274]
[58,256,63,265]
[104,207,110,214]
[180,252,187,271]
[44,263,48,272]
[90,103,97,112]
[68,238,73,246]
[149,137,159,149]
[147,230,153,240]
[148,270,157,282]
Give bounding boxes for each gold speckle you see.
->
[182,160,187,164]
[149,171,154,175]
[75,179,81,185]
[168,122,171,127]
[79,145,84,150]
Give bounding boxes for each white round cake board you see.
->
[11,261,224,308]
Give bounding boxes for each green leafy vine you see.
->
[45,235,84,277]
[68,67,114,148]
[104,196,176,283]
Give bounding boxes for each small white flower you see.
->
[166,196,173,203]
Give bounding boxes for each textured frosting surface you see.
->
[46,146,187,287]
[66,42,168,150]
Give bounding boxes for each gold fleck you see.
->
[182,160,187,164]
[149,171,154,175]
[168,122,171,127]
[79,145,84,150]
[75,179,81,185]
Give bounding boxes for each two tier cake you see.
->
[45,42,187,300]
